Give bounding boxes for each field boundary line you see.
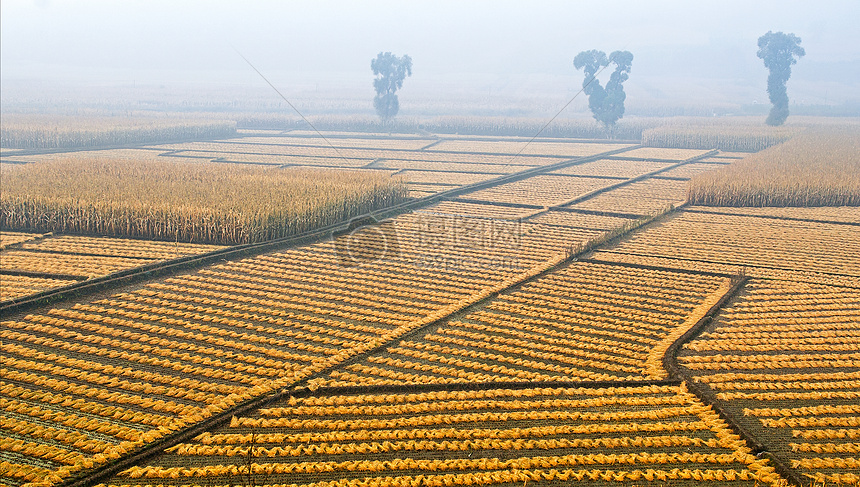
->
[594,249,860,282]
[0,134,244,158]
[56,198,672,487]
[659,277,806,487]
[0,269,88,281]
[0,231,53,251]
[0,145,643,316]
[547,149,718,211]
[3,248,158,261]
[683,207,860,227]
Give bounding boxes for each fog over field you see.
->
[2,0,859,116]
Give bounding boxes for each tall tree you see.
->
[371,52,412,123]
[574,50,633,132]
[757,31,805,126]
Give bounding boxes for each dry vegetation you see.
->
[0,156,407,244]
[0,114,236,149]
[687,127,860,207]
[642,123,799,151]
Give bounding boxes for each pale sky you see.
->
[2,0,858,107]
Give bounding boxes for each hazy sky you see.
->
[2,0,859,106]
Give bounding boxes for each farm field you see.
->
[588,201,860,485]
[1,126,858,487]
[0,155,407,245]
[108,384,778,487]
[0,233,224,302]
[679,280,860,485]
[0,133,748,485]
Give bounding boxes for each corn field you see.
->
[0,156,408,244]
[642,124,799,152]
[0,115,236,149]
[687,127,860,206]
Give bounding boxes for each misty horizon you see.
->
[2,0,859,117]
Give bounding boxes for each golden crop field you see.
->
[4,125,856,487]
[679,280,860,485]
[1,204,623,483]
[688,127,860,207]
[642,124,798,152]
[152,141,564,166]
[524,210,636,230]
[458,175,615,207]
[321,261,732,386]
[235,135,437,150]
[0,231,44,249]
[0,114,236,149]
[595,210,860,280]
[416,201,538,220]
[0,233,225,302]
[694,205,860,224]
[0,275,79,301]
[609,147,712,161]
[398,170,498,186]
[567,178,689,215]
[656,162,729,179]
[104,384,779,487]
[427,139,635,157]
[550,158,674,178]
[1,156,407,244]
[371,159,532,174]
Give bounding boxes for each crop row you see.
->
[568,178,688,215]
[321,261,730,387]
[0,204,587,484]
[679,279,860,484]
[0,274,78,301]
[603,210,860,279]
[107,384,780,486]
[459,175,614,207]
[18,235,224,260]
[0,250,156,278]
[0,230,43,249]
[550,158,673,179]
[161,141,562,166]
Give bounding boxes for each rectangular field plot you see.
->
[0,210,612,483]
[153,142,562,167]
[458,175,614,207]
[323,261,730,385]
[170,150,373,167]
[428,139,635,157]
[613,147,713,161]
[371,159,530,173]
[0,274,79,301]
[0,231,45,249]
[525,210,636,230]
[678,279,860,485]
[589,251,860,289]
[0,236,225,302]
[0,148,191,165]
[601,210,860,279]
[399,170,499,186]
[0,250,157,278]
[417,201,539,220]
[19,235,224,260]
[687,206,860,224]
[106,384,774,487]
[405,183,458,195]
[551,158,674,178]
[234,136,436,151]
[567,178,689,215]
